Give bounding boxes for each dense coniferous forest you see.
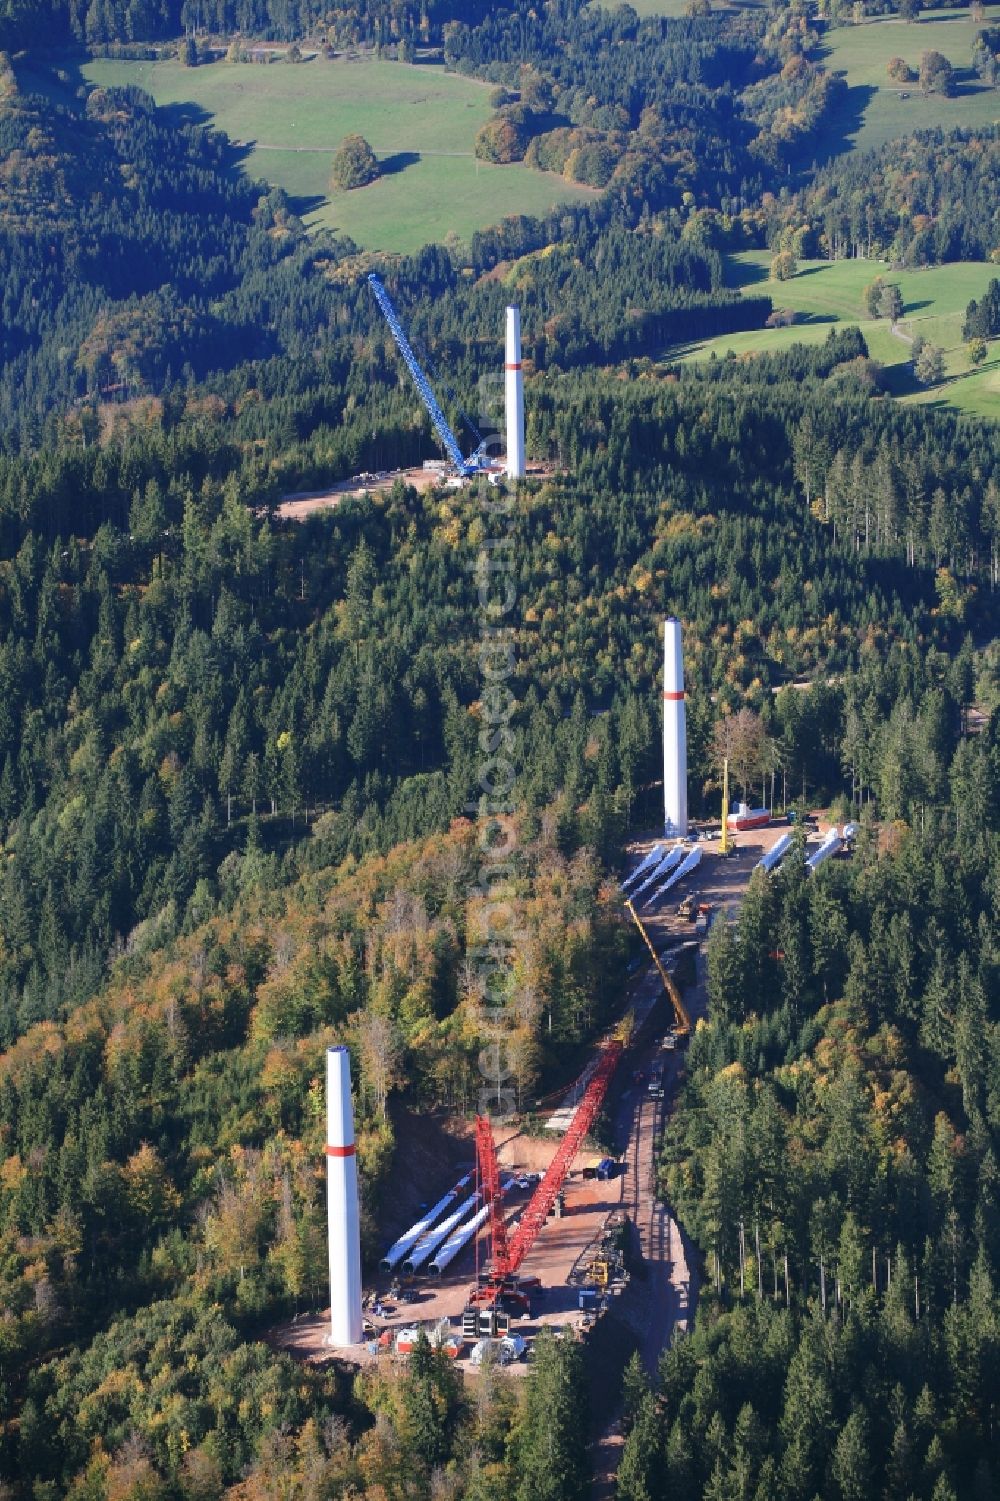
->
[0,0,492,49]
[0,0,997,1496]
[618,799,1000,1500]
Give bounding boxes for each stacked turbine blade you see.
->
[621,843,667,893]
[644,844,702,908]
[631,843,686,901]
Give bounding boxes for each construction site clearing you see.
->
[277,461,555,521]
[272,817,847,1379]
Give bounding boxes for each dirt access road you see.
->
[276,462,558,521]
[586,949,704,1499]
[276,466,441,519]
[588,825,796,1495]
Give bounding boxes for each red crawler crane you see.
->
[470,1028,627,1307]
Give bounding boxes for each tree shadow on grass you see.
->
[912,12,988,24]
[157,99,215,132]
[948,70,992,99]
[810,82,877,164]
[378,151,421,176]
[659,340,711,360]
[730,256,770,289]
[880,361,920,397]
[23,61,313,206]
[295,193,329,219]
[884,350,999,406]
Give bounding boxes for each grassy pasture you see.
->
[820,4,1000,156]
[81,55,595,255]
[601,0,693,14]
[670,250,1000,417]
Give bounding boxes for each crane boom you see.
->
[624,896,691,1036]
[473,1022,627,1299]
[475,1114,511,1279]
[368,273,481,475]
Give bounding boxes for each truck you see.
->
[647,1065,665,1099]
[470,1333,527,1366]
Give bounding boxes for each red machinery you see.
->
[470,1031,625,1306]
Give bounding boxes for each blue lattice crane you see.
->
[368,273,489,478]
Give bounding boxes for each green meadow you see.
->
[671,251,1000,418]
[604,0,693,14]
[82,55,595,255]
[820,4,1000,156]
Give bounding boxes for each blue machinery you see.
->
[368,273,490,478]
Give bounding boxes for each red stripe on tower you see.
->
[663,691,686,701]
[324,1143,356,1158]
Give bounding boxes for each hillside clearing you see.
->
[670,251,1000,418]
[820,4,1000,156]
[81,55,595,255]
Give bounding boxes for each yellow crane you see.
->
[614,1009,636,1048]
[623,897,692,1038]
[720,756,730,856]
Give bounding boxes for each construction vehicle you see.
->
[587,1254,611,1290]
[693,901,713,938]
[368,274,492,480]
[465,1018,630,1323]
[582,1212,628,1293]
[623,896,692,1038]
